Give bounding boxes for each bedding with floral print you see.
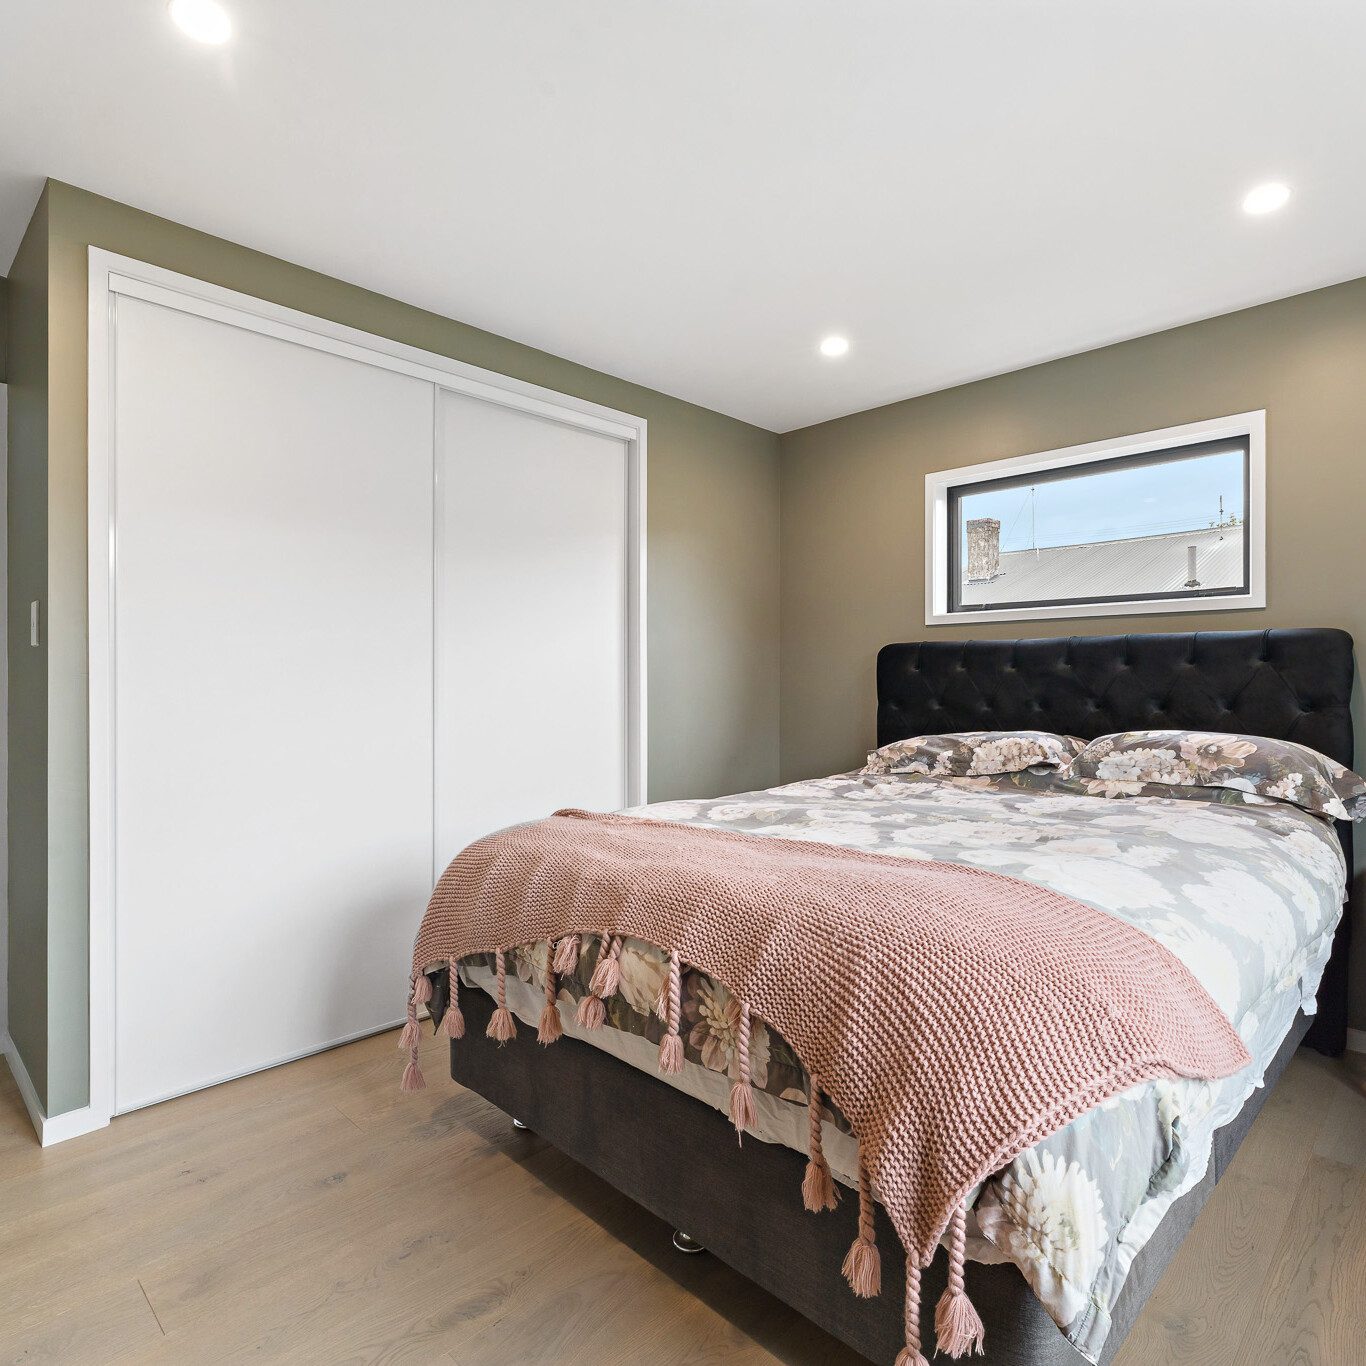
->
[492,939,808,1101]
[862,730,1084,779]
[1068,729,1366,818]
[461,765,1345,1362]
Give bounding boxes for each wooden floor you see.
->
[2,1029,1363,1365]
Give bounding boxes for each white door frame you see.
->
[86,247,647,1135]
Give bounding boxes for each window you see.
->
[925,413,1265,625]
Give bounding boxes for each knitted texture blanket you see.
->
[403,810,1251,1364]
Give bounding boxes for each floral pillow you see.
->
[1068,729,1366,819]
[862,730,1085,778]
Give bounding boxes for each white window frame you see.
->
[924,411,1266,627]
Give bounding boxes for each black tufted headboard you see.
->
[876,628,1354,1055]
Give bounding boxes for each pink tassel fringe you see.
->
[728,1001,757,1138]
[538,1000,564,1044]
[577,993,606,1030]
[441,1002,465,1039]
[486,948,516,1043]
[400,931,971,1366]
[934,1204,985,1357]
[538,965,564,1044]
[657,950,684,1073]
[893,1260,929,1366]
[576,932,616,1030]
[438,956,465,1039]
[658,1033,684,1072]
[729,1078,757,1134]
[802,1083,839,1212]
[552,934,580,976]
[842,1148,881,1297]
[398,974,429,1091]
[589,933,623,998]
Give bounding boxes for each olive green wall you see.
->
[16,179,782,1117]
[779,273,1366,1031]
[5,189,50,1106]
[0,274,9,381]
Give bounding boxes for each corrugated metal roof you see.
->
[959,525,1245,606]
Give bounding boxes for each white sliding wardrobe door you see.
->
[111,297,435,1113]
[435,390,632,872]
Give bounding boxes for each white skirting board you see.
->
[1349,1027,1366,1055]
[1,1033,109,1147]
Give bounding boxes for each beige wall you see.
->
[15,180,781,1115]
[779,273,1366,1030]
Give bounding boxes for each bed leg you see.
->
[671,1230,706,1255]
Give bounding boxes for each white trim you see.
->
[87,248,647,1138]
[1347,1028,1366,1055]
[2,1032,109,1147]
[102,268,643,443]
[924,411,1267,626]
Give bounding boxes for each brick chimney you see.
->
[966,517,1001,582]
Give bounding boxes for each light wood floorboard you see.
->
[2,1031,1362,1364]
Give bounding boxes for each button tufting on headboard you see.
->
[877,628,1354,766]
[874,628,1356,1057]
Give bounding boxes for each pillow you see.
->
[1068,729,1366,819]
[862,730,1085,778]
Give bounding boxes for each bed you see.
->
[432,627,1356,1365]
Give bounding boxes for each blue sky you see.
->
[960,446,1245,555]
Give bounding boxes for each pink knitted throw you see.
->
[404,810,1251,1364]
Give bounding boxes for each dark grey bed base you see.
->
[451,985,1311,1365]
[445,627,1356,1364]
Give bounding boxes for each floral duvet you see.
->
[462,769,1345,1362]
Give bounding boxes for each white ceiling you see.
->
[3,2,1366,432]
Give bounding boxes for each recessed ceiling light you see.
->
[819,335,850,359]
[1242,182,1290,216]
[169,0,232,44]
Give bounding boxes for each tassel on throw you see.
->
[538,962,564,1045]
[486,948,516,1044]
[802,1082,838,1212]
[440,957,465,1039]
[400,1055,426,1092]
[657,949,684,1073]
[842,1147,881,1297]
[552,933,581,976]
[589,933,623,999]
[728,1001,757,1138]
[934,1203,985,1358]
[399,983,426,1092]
[577,933,614,1030]
[577,992,606,1029]
[893,1260,930,1366]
